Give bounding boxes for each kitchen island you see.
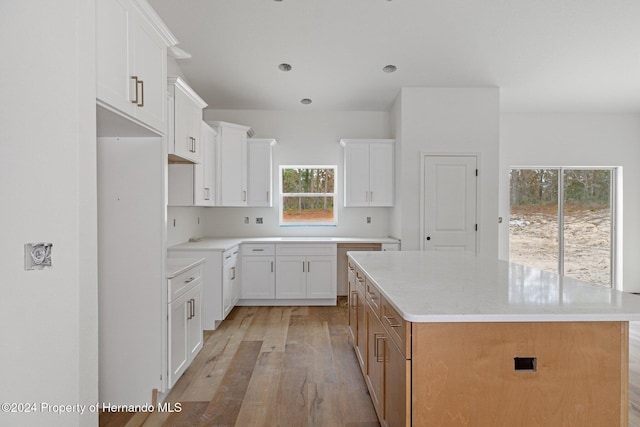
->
[347,251,640,427]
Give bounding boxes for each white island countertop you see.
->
[349,251,640,323]
[169,236,400,252]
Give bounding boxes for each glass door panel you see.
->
[509,169,559,273]
[562,169,612,287]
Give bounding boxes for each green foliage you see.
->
[282,168,335,213]
[510,169,610,207]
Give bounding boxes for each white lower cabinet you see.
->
[239,243,337,303]
[168,245,240,330]
[241,244,276,299]
[222,247,240,318]
[276,255,336,299]
[168,282,202,388]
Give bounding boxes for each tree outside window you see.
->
[280,166,337,226]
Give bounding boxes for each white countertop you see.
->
[349,251,640,323]
[168,236,400,252]
[166,257,205,279]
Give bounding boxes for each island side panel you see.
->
[411,321,628,427]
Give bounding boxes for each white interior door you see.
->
[423,155,477,252]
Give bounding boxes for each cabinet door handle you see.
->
[130,76,139,104]
[231,266,236,280]
[350,290,357,309]
[185,277,195,284]
[271,261,274,273]
[266,191,269,201]
[302,261,305,273]
[204,188,210,200]
[384,315,401,328]
[370,191,373,202]
[192,137,197,153]
[307,261,310,272]
[243,190,247,202]
[374,333,386,362]
[191,299,195,319]
[137,79,144,107]
[187,299,192,320]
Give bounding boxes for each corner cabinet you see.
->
[168,77,208,163]
[209,121,253,206]
[247,138,276,207]
[340,139,395,207]
[96,0,176,134]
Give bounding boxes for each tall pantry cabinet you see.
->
[97,0,176,406]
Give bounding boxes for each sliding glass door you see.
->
[509,168,614,287]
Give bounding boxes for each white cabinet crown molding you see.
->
[208,120,253,136]
[168,76,208,108]
[339,138,395,146]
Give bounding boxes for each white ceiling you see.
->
[148,0,640,112]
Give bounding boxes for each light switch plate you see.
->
[25,243,53,270]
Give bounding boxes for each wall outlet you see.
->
[367,217,371,224]
[256,217,263,224]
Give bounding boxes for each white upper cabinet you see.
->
[168,77,208,163]
[247,138,276,207]
[194,122,217,206]
[209,121,253,207]
[340,139,395,207]
[96,0,176,134]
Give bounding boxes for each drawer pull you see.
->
[384,315,401,328]
[252,248,264,252]
[184,277,195,283]
[374,333,386,362]
[225,254,231,259]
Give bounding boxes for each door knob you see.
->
[426,236,431,240]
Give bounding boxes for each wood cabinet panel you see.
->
[411,321,628,427]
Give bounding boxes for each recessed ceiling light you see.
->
[383,64,397,73]
[300,98,312,105]
[278,63,292,72]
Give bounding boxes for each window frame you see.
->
[509,166,619,288]
[279,165,338,227]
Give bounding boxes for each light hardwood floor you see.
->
[100,305,640,427]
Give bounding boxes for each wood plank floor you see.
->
[101,305,640,427]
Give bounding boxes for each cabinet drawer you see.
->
[381,296,410,357]
[365,277,381,313]
[276,243,337,256]
[223,246,240,264]
[169,264,202,302]
[242,243,275,256]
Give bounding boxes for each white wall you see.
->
[167,206,207,246]
[392,88,500,255]
[500,113,640,291]
[0,1,98,426]
[197,109,395,238]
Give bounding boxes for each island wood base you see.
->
[411,321,629,426]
